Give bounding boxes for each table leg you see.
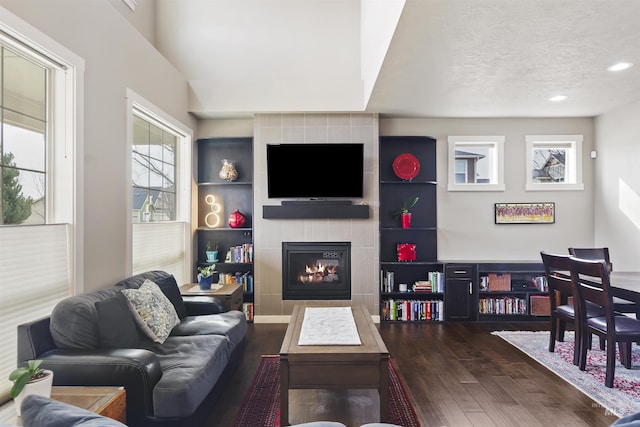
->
[280,357,289,426]
[379,357,390,422]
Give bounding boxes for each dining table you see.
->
[610,271,640,317]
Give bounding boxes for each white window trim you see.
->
[0,6,85,293]
[125,89,193,279]
[123,0,137,11]
[0,6,84,402]
[447,136,505,192]
[525,134,584,191]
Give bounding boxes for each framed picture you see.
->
[495,202,555,224]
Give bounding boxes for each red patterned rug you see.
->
[233,355,420,427]
[494,330,640,417]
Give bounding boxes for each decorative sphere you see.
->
[228,209,245,228]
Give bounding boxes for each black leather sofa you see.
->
[16,271,247,427]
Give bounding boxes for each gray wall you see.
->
[380,117,596,262]
[595,101,640,271]
[1,0,196,291]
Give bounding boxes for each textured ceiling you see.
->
[155,0,640,119]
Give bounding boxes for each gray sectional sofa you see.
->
[16,271,247,427]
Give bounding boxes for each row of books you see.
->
[229,243,253,263]
[382,299,444,321]
[380,270,444,293]
[478,296,527,315]
[532,275,548,291]
[218,272,253,293]
[242,302,254,321]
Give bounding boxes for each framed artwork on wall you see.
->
[494,202,555,224]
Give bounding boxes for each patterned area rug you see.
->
[232,355,420,427]
[493,330,640,417]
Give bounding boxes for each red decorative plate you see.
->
[393,153,420,181]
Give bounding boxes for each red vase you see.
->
[401,212,412,228]
[228,209,245,228]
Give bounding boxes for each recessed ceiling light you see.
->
[607,62,633,72]
[549,95,567,102]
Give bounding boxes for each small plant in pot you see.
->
[391,196,419,228]
[197,265,216,290]
[205,241,219,262]
[9,360,54,416]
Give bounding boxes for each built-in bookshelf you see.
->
[379,136,440,322]
[477,262,548,321]
[196,137,254,321]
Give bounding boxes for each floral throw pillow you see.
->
[121,279,180,343]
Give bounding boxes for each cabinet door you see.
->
[445,279,474,321]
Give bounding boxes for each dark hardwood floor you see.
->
[206,321,620,427]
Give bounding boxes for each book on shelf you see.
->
[242,302,254,321]
[229,243,253,263]
[478,296,527,315]
[218,272,253,293]
[380,270,395,293]
[382,299,444,322]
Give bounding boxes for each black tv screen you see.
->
[266,143,364,199]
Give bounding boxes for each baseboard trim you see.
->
[253,315,291,323]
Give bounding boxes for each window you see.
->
[132,115,177,223]
[127,90,192,284]
[448,136,505,191]
[0,8,82,403]
[0,45,47,224]
[525,135,583,191]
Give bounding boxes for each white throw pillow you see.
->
[121,279,180,343]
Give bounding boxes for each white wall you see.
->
[108,0,156,45]
[380,117,596,261]
[1,0,196,291]
[595,102,640,271]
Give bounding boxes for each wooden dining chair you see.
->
[568,247,640,320]
[541,251,604,365]
[568,247,613,272]
[569,256,640,388]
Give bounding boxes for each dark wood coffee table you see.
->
[279,305,389,426]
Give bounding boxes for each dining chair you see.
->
[541,251,603,365]
[568,247,640,319]
[569,256,640,388]
[568,247,613,272]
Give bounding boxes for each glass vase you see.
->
[219,159,238,181]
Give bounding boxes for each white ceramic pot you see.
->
[14,369,54,416]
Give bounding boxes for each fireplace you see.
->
[282,242,351,300]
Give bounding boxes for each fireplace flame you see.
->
[298,262,339,283]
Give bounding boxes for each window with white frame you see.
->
[127,90,192,284]
[525,135,583,191]
[0,13,81,403]
[448,136,505,191]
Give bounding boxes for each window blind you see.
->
[0,224,70,402]
[132,221,187,285]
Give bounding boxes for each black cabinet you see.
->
[379,136,441,322]
[445,264,476,321]
[196,137,254,320]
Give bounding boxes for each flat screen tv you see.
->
[266,143,364,199]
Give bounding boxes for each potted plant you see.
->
[9,359,54,416]
[197,265,216,290]
[392,196,419,228]
[205,241,219,263]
